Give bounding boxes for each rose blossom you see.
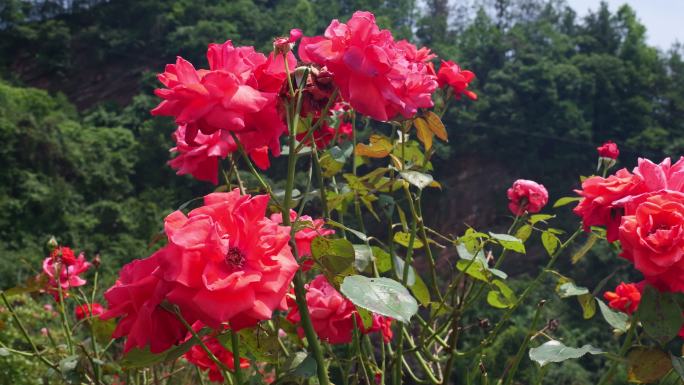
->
[184,324,249,383]
[101,250,187,353]
[618,190,684,291]
[573,169,646,242]
[597,141,619,159]
[603,282,642,314]
[631,157,684,192]
[152,41,292,169]
[75,303,105,320]
[506,179,548,216]
[437,60,477,100]
[274,28,302,54]
[159,190,298,330]
[270,210,335,257]
[286,275,393,344]
[298,11,437,121]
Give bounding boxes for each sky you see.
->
[566,0,684,49]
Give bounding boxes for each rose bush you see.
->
[3,11,684,385]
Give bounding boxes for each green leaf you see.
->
[596,299,630,332]
[571,233,598,264]
[235,327,280,364]
[400,171,434,190]
[352,244,373,272]
[319,149,345,177]
[393,232,424,249]
[557,282,590,298]
[553,197,581,208]
[529,214,555,224]
[487,280,517,309]
[541,231,560,257]
[281,352,317,380]
[456,259,489,282]
[636,286,684,345]
[326,220,367,241]
[91,318,115,345]
[356,306,374,330]
[340,276,418,323]
[628,347,672,383]
[578,294,597,319]
[515,224,533,242]
[372,246,392,273]
[529,340,603,367]
[392,255,415,286]
[410,273,431,307]
[489,232,525,253]
[0,348,9,357]
[311,237,355,276]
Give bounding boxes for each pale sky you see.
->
[566,0,684,49]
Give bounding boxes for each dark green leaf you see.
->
[596,299,629,332]
[637,286,684,345]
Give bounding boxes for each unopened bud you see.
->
[92,254,101,269]
[478,318,491,329]
[47,237,58,251]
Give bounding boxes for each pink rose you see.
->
[506,179,548,216]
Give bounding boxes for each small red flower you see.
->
[597,141,619,159]
[270,210,335,261]
[184,325,249,383]
[75,303,105,320]
[274,28,302,54]
[603,282,642,314]
[437,60,477,100]
[506,179,548,216]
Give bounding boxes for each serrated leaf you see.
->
[400,171,434,190]
[355,135,393,158]
[541,231,560,257]
[529,340,603,367]
[557,282,590,298]
[489,232,525,253]
[393,232,424,249]
[515,224,533,242]
[628,347,672,383]
[414,117,433,150]
[553,197,581,208]
[637,285,683,345]
[425,111,448,141]
[597,299,630,332]
[340,276,418,323]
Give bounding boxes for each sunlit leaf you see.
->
[572,234,598,264]
[341,276,418,323]
[553,196,581,208]
[393,231,424,249]
[355,135,393,158]
[578,294,597,319]
[529,340,603,367]
[489,232,525,253]
[557,282,590,298]
[414,117,433,150]
[541,231,560,256]
[515,224,533,242]
[400,171,434,190]
[425,111,448,141]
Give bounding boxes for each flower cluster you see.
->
[152,11,474,185]
[286,275,393,344]
[101,190,299,353]
[574,156,684,291]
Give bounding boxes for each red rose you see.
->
[152,41,291,168]
[159,190,298,330]
[299,11,437,121]
[395,40,436,63]
[437,60,477,100]
[597,141,619,159]
[101,250,186,353]
[619,191,684,291]
[270,210,335,257]
[274,28,302,54]
[74,303,105,320]
[603,282,642,314]
[169,125,231,184]
[42,247,91,299]
[286,275,392,344]
[506,179,548,216]
[183,324,249,383]
[573,169,645,242]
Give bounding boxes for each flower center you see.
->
[225,247,245,269]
